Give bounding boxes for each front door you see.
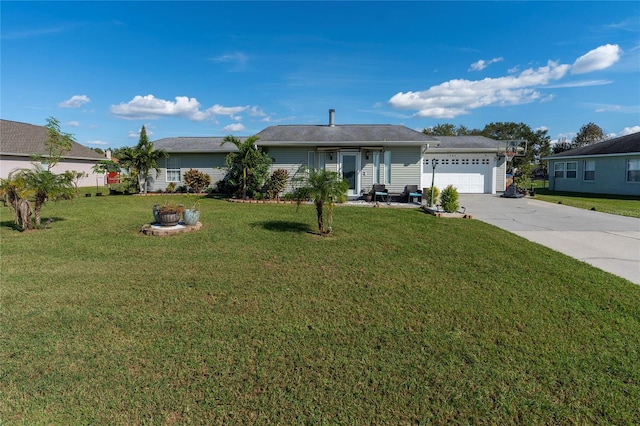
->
[339,151,360,198]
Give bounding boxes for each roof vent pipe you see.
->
[329,109,335,127]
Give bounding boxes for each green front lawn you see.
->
[1,195,639,424]
[533,189,640,218]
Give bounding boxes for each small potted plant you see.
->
[157,202,184,226]
[183,195,201,226]
[362,188,372,202]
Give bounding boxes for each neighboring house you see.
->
[0,119,105,186]
[148,137,240,192]
[542,132,640,196]
[151,110,510,196]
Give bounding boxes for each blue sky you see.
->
[2,1,639,149]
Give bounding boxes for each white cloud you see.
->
[248,106,267,117]
[223,123,246,132]
[66,121,81,127]
[111,95,202,120]
[469,57,503,72]
[211,52,248,71]
[389,45,621,119]
[571,44,621,74]
[389,60,569,119]
[620,126,640,136]
[59,95,90,108]
[86,140,109,146]
[111,94,253,122]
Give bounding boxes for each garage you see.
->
[422,154,497,194]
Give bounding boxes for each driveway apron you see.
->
[458,194,640,285]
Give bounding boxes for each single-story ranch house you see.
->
[151,110,512,197]
[542,131,640,196]
[0,119,105,185]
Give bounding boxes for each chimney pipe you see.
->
[329,109,335,127]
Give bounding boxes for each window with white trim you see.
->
[627,158,640,182]
[566,162,577,179]
[166,157,181,182]
[583,160,595,181]
[554,162,565,178]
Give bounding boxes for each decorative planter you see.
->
[158,212,181,226]
[183,209,200,226]
[152,204,161,223]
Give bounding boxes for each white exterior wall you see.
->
[1,155,102,187]
[421,152,501,194]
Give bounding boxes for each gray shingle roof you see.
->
[431,135,500,150]
[0,119,104,160]
[544,132,640,159]
[152,137,242,153]
[255,125,439,146]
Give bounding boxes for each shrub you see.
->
[265,169,290,199]
[183,169,211,193]
[440,185,459,213]
[423,186,440,206]
[166,182,177,193]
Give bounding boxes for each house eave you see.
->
[257,140,439,147]
[542,152,640,161]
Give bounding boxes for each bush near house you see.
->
[440,185,459,213]
[182,168,211,193]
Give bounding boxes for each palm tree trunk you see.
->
[17,199,32,230]
[34,196,44,227]
[315,200,325,234]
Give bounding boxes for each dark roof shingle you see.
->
[0,119,104,160]
[545,132,640,158]
[152,137,241,153]
[255,124,439,146]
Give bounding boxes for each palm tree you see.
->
[117,127,167,194]
[292,167,349,235]
[134,140,167,194]
[0,171,32,230]
[15,165,74,227]
[222,135,271,199]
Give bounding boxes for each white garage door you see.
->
[423,155,494,194]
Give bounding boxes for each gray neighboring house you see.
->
[0,119,105,186]
[148,137,240,192]
[151,110,510,196]
[542,132,640,196]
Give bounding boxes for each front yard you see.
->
[1,195,639,424]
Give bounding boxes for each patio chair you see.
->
[402,185,422,203]
[372,184,389,203]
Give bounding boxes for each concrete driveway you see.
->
[458,194,640,285]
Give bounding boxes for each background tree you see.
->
[572,122,606,148]
[222,135,271,199]
[292,167,349,235]
[62,170,88,197]
[118,126,167,194]
[423,123,472,136]
[29,117,74,170]
[480,122,550,170]
[552,137,573,154]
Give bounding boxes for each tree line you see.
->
[423,121,607,171]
